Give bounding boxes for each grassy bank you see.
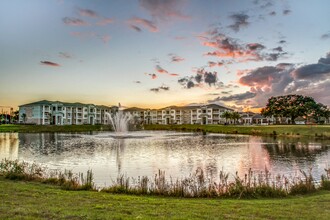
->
[144,124,330,138]
[0,124,112,133]
[0,177,329,220]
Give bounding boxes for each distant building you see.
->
[124,104,234,125]
[19,100,116,125]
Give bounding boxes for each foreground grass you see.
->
[144,124,330,138]
[1,177,329,220]
[0,124,112,133]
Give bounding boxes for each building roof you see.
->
[19,100,112,109]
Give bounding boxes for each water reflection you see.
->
[0,133,18,160]
[0,132,328,186]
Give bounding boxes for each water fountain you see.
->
[105,103,132,134]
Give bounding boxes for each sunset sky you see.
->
[1,0,330,111]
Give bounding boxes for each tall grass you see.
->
[1,159,329,198]
[0,159,94,191]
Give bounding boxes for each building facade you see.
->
[124,104,234,125]
[19,100,116,125]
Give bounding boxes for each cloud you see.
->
[208,61,224,68]
[40,61,60,67]
[133,81,141,84]
[318,52,330,64]
[178,69,218,89]
[77,8,98,18]
[291,64,330,80]
[155,65,169,74]
[144,73,157,79]
[278,40,286,44]
[321,33,330,40]
[150,84,170,92]
[228,13,249,32]
[63,17,89,26]
[246,43,265,51]
[272,46,283,52]
[209,91,256,102]
[169,54,185,62]
[96,18,114,26]
[269,11,276,16]
[100,34,111,44]
[58,52,72,59]
[283,9,291,15]
[129,24,142,32]
[70,32,96,39]
[128,17,158,32]
[139,0,190,21]
[235,52,330,107]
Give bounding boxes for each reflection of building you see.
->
[125,104,234,125]
[19,100,117,125]
[0,133,18,160]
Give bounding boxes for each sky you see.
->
[1,0,330,112]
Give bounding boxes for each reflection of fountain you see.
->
[105,103,132,134]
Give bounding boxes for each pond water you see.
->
[0,131,329,187]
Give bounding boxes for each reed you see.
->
[1,159,327,198]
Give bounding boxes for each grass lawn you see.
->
[0,124,112,133]
[0,177,329,219]
[145,124,330,138]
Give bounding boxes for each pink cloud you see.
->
[128,17,158,32]
[208,61,224,68]
[40,61,60,67]
[63,17,89,26]
[155,65,168,74]
[169,73,179,76]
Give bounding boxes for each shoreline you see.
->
[1,124,330,139]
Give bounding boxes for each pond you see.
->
[0,131,329,187]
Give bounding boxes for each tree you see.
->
[22,113,27,123]
[231,112,241,124]
[221,111,232,124]
[261,94,329,124]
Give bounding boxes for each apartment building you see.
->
[19,100,116,125]
[124,104,234,125]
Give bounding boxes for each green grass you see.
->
[0,124,112,133]
[0,177,329,220]
[144,124,330,138]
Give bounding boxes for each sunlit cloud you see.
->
[155,65,168,74]
[201,30,286,62]
[62,17,89,26]
[128,17,158,32]
[145,73,157,79]
[40,61,60,67]
[208,61,224,68]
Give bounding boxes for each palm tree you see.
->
[221,111,232,124]
[231,112,241,124]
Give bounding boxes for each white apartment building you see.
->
[19,100,116,125]
[125,104,234,125]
